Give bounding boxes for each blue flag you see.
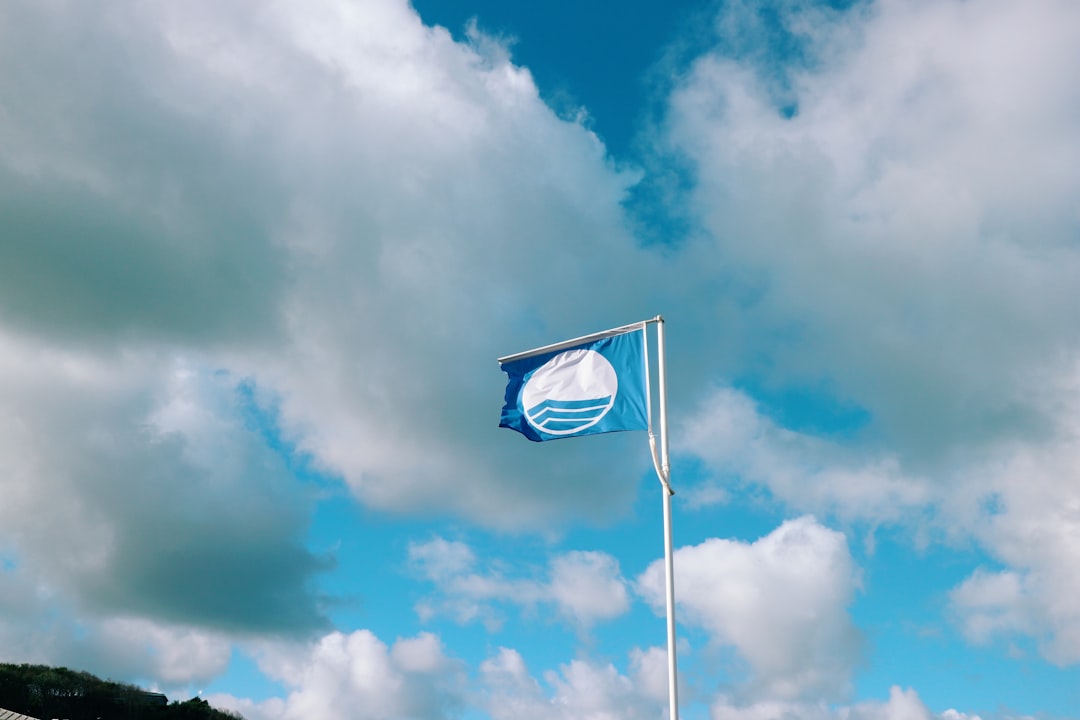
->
[499,328,649,442]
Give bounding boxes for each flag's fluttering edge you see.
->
[499,328,648,442]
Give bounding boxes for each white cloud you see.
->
[0,329,327,636]
[946,442,1080,664]
[680,386,930,521]
[548,551,631,626]
[408,537,629,630]
[476,648,547,719]
[186,0,664,527]
[0,0,659,687]
[407,537,479,584]
[939,711,983,720]
[933,362,1080,665]
[0,331,315,688]
[950,569,1033,645]
[210,639,987,720]
[0,564,230,687]
[479,647,663,720]
[0,0,664,555]
[681,378,1080,670]
[709,685,977,720]
[660,0,1080,672]
[709,696,835,720]
[845,687,934,720]
[666,0,1080,464]
[628,646,674,706]
[212,630,465,720]
[96,618,232,686]
[638,517,861,701]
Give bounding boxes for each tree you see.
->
[0,664,244,720]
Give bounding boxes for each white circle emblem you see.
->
[521,349,618,436]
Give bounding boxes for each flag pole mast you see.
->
[654,315,679,720]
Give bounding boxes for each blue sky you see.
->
[2,0,1080,719]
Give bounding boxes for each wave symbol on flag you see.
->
[521,348,618,436]
[525,396,615,434]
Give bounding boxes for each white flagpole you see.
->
[655,316,679,720]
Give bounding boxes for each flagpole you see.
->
[655,316,679,720]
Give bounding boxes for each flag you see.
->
[499,327,649,442]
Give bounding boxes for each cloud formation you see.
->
[479,647,663,720]
[0,0,665,535]
[657,0,1080,669]
[666,0,1080,463]
[638,516,861,701]
[213,630,465,720]
[0,330,328,638]
[0,0,659,676]
[408,537,630,630]
[680,386,929,520]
